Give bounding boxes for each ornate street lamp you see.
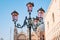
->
[11,11,19,21]
[37,8,45,24]
[32,8,45,31]
[32,17,39,31]
[26,2,34,13]
[37,8,45,18]
[11,2,45,40]
[11,11,19,27]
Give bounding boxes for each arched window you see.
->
[52,13,55,22]
[47,21,49,29]
[55,0,56,2]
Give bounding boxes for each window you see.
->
[55,0,56,2]
[42,35,44,40]
[52,13,55,22]
[47,21,49,28]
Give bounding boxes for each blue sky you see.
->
[0,0,51,40]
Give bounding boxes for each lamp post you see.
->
[11,2,45,40]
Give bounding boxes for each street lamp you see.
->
[11,2,45,40]
[37,8,45,18]
[32,17,39,31]
[26,2,34,13]
[37,8,45,24]
[11,11,19,27]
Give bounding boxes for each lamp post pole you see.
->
[29,26,31,40]
[28,12,32,40]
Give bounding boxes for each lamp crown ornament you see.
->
[37,7,45,12]
[11,11,19,15]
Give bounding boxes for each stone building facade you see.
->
[45,0,60,40]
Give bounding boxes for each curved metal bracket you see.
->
[16,23,22,28]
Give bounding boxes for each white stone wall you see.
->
[45,0,60,40]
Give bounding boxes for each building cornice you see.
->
[44,0,54,18]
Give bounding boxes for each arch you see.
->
[17,32,26,40]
